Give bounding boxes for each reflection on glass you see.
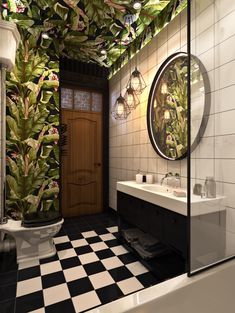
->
[74,90,91,111]
[148,52,208,161]
[61,88,73,109]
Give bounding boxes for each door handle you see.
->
[94,163,101,167]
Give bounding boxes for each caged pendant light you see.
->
[111,45,131,120]
[127,42,146,95]
[124,50,140,110]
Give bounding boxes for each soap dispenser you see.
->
[204,177,216,198]
[136,170,143,184]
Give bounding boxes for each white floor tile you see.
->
[106,226,118,233]
[81,231,97,238]
[101,256,123,270]
[63,265,87,282]
[71,238,88,248]
[57,248,77,260]
[18,259,40,270]
[53,236,69,244]
[17,277,42,297]
[89,271,115,289]
[40,260,62,276]
[117,277,144,295]
[126,261,149,276]
[99,233,116,241]
[43,283,70,306]
[90,242,108,252]
[111,245,129,256]
[78,252,99,265]
[72,290,101,312]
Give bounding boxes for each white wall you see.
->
[109,10,187,210]
[191,0,235,263]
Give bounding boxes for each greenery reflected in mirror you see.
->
[147,52,209,161]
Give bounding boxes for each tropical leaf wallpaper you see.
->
[1,0,186,70]
[1,0,186,220]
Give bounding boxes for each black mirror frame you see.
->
[147,52,211,161]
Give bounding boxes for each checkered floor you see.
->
[14,213,160,313]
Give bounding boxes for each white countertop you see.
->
[117,181,225,216]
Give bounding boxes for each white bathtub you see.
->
[88,259,235,313]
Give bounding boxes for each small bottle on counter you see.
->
[136,170,143,184]
[204,176,216,198]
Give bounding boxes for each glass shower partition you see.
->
[189,0,235,274]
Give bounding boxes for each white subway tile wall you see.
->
[109,10,187,211]
[191,0,235,263]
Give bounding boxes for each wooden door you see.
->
[61,87,103,217]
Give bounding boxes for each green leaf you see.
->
[54,3,69,20]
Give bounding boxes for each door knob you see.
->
[94,163,101,167]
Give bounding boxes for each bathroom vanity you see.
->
[117,181,226,263]
[117,189,187,258]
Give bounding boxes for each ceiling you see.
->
[2,0,186,69]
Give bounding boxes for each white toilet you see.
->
[0,218,64,263]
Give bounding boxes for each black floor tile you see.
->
[109,266,133,282]
[105,239,120,248]
[15,291,44,313]
[46,299,76,313]
[42,271,66,289]
[96,284,123,305]
[68,277,94,297]
[0,299,15,313]
[67,233,83,241]
[60,256,81,270]
[86,236,102,244]
[55,242,73,251]
[95,249,115,260]
[84,261,106,276]
[118,253,138,265]
[18,266,41,282]
[40,254,59,264]
[136,272,160,288]
[93,227,109,235]
[75,245,92,255]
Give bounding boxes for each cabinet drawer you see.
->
[163,210,187,256]
[117,192,141,225]
[142,201,163,241]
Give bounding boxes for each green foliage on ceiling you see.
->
[1,0,186,69]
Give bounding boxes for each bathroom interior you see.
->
[1,0,235,312]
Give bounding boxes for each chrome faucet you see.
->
[160,172,173,185]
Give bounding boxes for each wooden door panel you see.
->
[68,182,97,207]
[62,108,102,217]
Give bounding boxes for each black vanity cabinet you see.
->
[117,191,187,258]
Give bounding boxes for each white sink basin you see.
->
[117,181,225,216]
[141,184,170,193]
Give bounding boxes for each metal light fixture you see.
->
[127,67,146,95]
[124,50,140,110]
[111,94,130,120]
[111,45,131,120]
[133,0,142,10]
[124,86,140,110]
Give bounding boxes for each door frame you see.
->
[59,70,109,215]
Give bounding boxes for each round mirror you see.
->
[147,52,210,161]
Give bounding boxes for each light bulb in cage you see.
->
[111,95,131,120]
[128,68,146,95]
[124,86,140,110]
